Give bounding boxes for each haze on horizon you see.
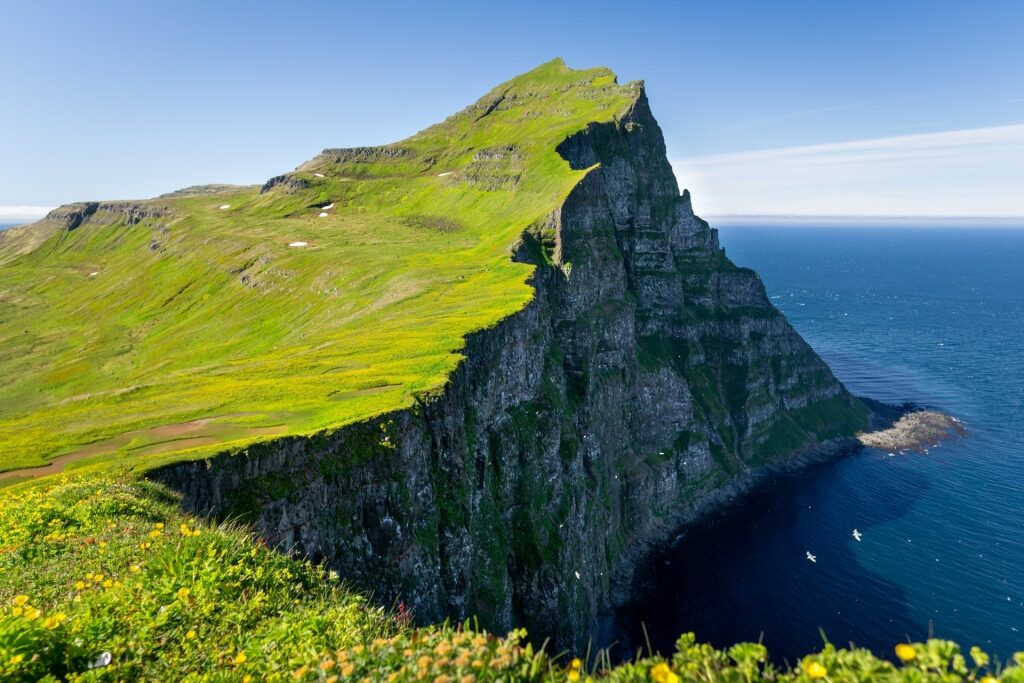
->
[2,0,1022,223]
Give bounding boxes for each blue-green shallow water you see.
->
[619,226,1024,663]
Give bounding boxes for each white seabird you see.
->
[806,552,817,563]
[322,203,335,210]
[853,529,863,542]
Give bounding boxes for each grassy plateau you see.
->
[0,59,632,479]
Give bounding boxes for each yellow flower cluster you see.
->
[312,628,531,681]
[8,594,66,629]
[73,572,123,594]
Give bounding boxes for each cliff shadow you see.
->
[613,448,932,665]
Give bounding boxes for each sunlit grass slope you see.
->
[0,59,636,475]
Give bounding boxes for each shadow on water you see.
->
[614,451,932,665]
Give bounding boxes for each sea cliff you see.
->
[151,82,869,651]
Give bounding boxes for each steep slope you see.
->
[142,64,870,651]
[0,60,634,476]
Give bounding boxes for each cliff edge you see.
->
[150,63,869,651]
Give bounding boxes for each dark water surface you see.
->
[620,226,1024,663]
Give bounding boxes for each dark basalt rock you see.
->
[151,83,869,655]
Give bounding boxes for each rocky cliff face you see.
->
[152,85,867,652]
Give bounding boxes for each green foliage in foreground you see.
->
[0,59,635,476]
[2,475,1022,681]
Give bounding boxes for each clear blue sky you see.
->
[2,0,1023,220]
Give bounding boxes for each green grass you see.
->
[0,59,637,476]
[2,474,1022,681]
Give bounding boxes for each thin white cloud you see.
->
[672,123,1024,217]
[0,206,53,223]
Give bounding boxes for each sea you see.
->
[619,224,1024,664]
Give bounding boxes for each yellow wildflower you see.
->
[9,654,23,665]
[12,607,23,617]
[571,658,582,670]
[650,662,680,683]
[23,606,40,620]
[980,678,998,683]
[130,564,141,573]
[75,581,86,590]
[149,530,162,538]
[43,612,66,629]
[12,595,28,607]
[233,651,247,665]
[568,671,581,682]
[895,644,917,662]
[186,629,197,639]
[806,661,828,679]
[341,663,355,676]
[155,522,164,530]
[103,580,113,588]
[176,587,191,600]
[242,676,252,683]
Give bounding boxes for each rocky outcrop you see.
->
[151,85,868,653]
[44,201,172,230]
[0,200,174,263]
[260,174,311,194]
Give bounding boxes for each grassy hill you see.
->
[1,472,1019,681]
[0,59,634,479]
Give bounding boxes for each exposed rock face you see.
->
[0,200,174,262]
[152,86,867,652]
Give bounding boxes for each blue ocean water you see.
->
[621,226,1024,664]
